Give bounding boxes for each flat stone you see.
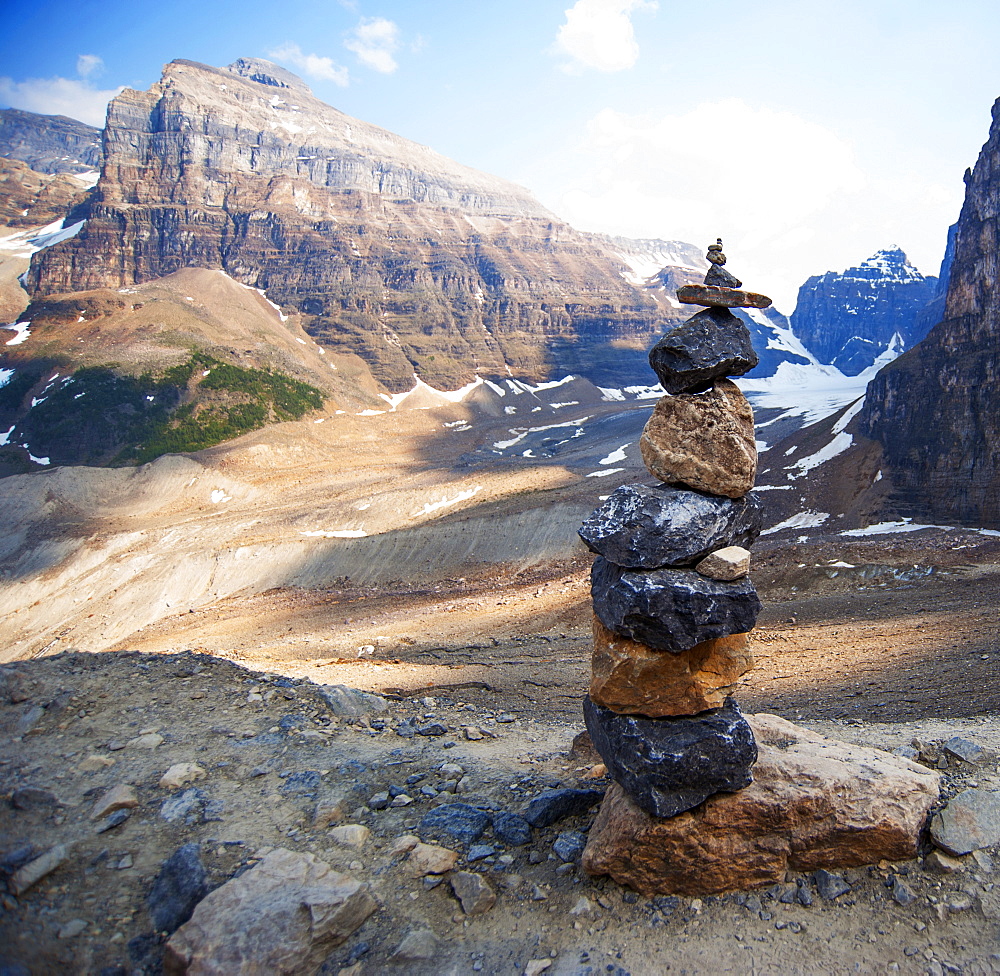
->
[418,803,491,844]
[389,928,439,963]
[696,546,751,581]
[591,557,761,653]
[648,307,758,393]
[164,849,378,974]
[128,732,164,750]
[640,379,757,497]
[404,842,459,878]
[590,616,753,717]
[9,844,69,896]
[159,763,207,790]
[924,850,965,873]
[449,871,496,915]
[317,685,388,718]
[330,825,371,849]
[584,696,756,817]
[523,788,604,828]
[148,843,208,936]
[930,789,1000,855]
[91,784,139,821]
[96,808,131,833]
[942,736,988,764]
[579,485,763,570]
[582,714,941,896]
[57,919,87,939]
[676,284,772,309]
[493,811,532,846]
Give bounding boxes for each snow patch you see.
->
[761,511,830,535]
[210,489,232,504]
[587,467,624,478]
[3,322,31,346]
[788,432,854,478]
[412,486,483,517]
[599,445,628,465]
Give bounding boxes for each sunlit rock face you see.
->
[858,98,1000,528]
[24,58,699,392]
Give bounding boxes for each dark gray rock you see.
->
[931,789,1000,854]
[943,736,988,764]
[418,803,491,844]
[147,843,208,935]
[415,722,447,736]
[583,696,756,818]
[891,876,917,906]
[813,869,851,901]
[317,684,388,718]
[160,789,204,824]
[279,771,322,797]
[492,811,532,846]
[10,787,59,811]
[96,809,131,834]
[579,485,763,570]
[553,831,587,862]
[705,263,742,289]
[523,788,604,828]
[648,307,758,393]
[591,557,761,652]
[466,844,495,862]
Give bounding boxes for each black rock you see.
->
[579,485,763,570]
[418,803,491,844]
[591,557,761,652]
[705,264,742,289]
[583,696,757,818]
[492,811,532,846]
[522,788,604,828]
[553,830,587,862]
[891,876,917,906]
[415,722,447,736]
[147,843,208,935]
[813,869,851,901]
[648,307,758,393]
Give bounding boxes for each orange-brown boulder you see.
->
[582,714,940,896]
[639,380,756,498]
[589,617,752,717]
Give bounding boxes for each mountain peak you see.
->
[226,57,311,94]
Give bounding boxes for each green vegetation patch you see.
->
[11,352,324,468]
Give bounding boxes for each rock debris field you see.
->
[3,534,1000,975]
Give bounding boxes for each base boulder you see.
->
[582,714,941,896]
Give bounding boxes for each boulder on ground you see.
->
[582,714,941,896]
[590,617,753,717]
[639,379,756,497]
[163,849,378,975]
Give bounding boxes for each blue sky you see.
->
[3,0,1000,310]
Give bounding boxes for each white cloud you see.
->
[553,0,657,73]
[76,55,104,79]
[0,70,122,127]
[549,99,944,310]
[344,17,401,74]
[268,43,349,86]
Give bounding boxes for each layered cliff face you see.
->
[25,58,690,391]
[0,109,102,175]
[790,248,938,375]
[858,98,1000,527]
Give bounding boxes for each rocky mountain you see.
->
[23,58,695,394]
[790,248,938,375]
[0,108,102,175]
[857,98,1000,528]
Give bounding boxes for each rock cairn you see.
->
[577,244,942,896]
[578,240,767,820]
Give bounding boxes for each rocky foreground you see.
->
[2,649,1000,976]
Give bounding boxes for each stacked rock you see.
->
[579,240,769,820]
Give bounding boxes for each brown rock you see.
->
[582,714,940,896]
[90,784,139,821]
[404,842,460,878]
[163,849,378,975]
[589,617,752,717]
[676,284,772,309]
[639,380,757,498]
[695,546,751,581]
[449,871,497,915]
